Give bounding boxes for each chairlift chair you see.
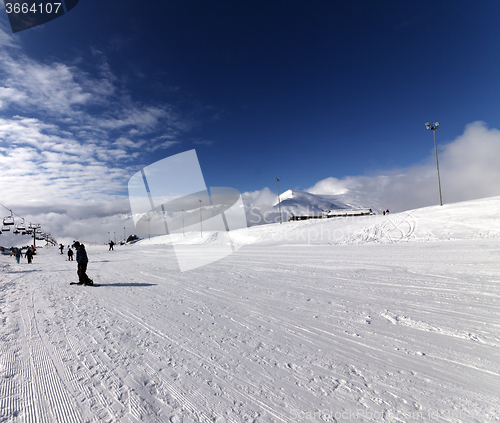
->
[1,225,10,232]
[3,213,14,226]
[13,229,20,235]
[17,219,26,231]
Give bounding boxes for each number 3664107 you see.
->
[5,3,62,14]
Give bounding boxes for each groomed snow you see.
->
[1,197,499,422]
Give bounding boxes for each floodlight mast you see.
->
[275,177,282,224]
[425,122,443,206]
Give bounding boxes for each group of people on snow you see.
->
[59,243,75,261]
[10,246,36,264]
[11,239,118,285]
[11,246,35,264]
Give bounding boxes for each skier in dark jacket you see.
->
[26,248,34,264]
[67,247,74,261]
[74,241,92,285]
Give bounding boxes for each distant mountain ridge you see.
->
[274,189,358,217]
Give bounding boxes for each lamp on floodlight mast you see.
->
[425,122,443,206]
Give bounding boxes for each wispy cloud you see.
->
[0,26,18,48]
[0,53,112,115]
[193,139,214,146]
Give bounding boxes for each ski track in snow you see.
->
[1,197,500,422]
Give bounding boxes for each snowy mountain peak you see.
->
[274,189,357,217]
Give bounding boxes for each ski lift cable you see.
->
[0,201,30,220]
[0,201,52,241]
[0,203,29,222]
[0,202,29,225]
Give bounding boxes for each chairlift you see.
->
[3,212,14,226]
[13,229,20,235]
[1,225,10,232]
[17,219,26,231]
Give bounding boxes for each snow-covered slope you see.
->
[273,189,358,217]
[140,195,500,247]
[1,196,499,422]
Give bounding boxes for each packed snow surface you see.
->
[1,197,499,422]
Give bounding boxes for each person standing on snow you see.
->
[109,240,114,251]
[74,241,93,285]
[15,248,22,264]
[26,247,34,264]
[59,244,64,254]
[67,247,74,261]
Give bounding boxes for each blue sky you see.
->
[1,0,500,244]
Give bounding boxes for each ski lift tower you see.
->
[29,223,41,247]
[425,122,443,206]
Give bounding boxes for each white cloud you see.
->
[0,26,18,49]
[93,106,172,132]
[242,187,277,208]
[0,55,110,115]
[114,137,144,149]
